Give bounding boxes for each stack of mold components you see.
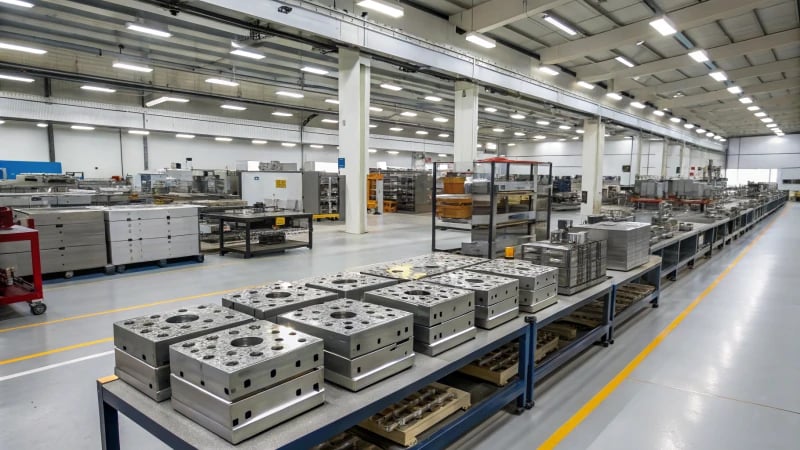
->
[359,253,486,281]
[222,281,339,321]
[112,304,253,401]
[521,239,608,295]
[169,321,325,444]
[571,222,650,271]
[470,259,559,313]
[425,270,519,329]
[279,298,415,391]
[364,281,476,356]
[302,272,397,299]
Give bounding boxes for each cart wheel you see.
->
[157,259,167,268]
[116,265,126,273]
[195,254,205,263]
[64,271,74,279]
[30,303,47,315]
[104,265,115,275]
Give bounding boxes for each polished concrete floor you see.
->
[0,205,797,449]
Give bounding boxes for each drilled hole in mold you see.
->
[166,314,199,323]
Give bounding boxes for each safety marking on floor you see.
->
[0,350,113,382]
[538,206,789,449]
[0,337,112,366]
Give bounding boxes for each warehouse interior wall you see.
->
[726,134,800,170]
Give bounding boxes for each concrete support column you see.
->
[634,133,644,181]
[680,142,689,179]
[44,78,56,162]
[453,81,479,169]
[580,119,605,218]
[338,48,370,234]
[660,139,669,180]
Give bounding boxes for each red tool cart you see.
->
[0,207,45,315]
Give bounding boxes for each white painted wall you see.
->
[0,121,50,162]
[727,134,800,170]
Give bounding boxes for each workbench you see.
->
[97,316,534,449]
[202,211,313,258]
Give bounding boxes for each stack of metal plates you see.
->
[470,259,559,313]
[278,299,415,391]
[426,270,519,329]
[572,222,650,271]
[113,304,253,401]
[364,281,476,356]
[522,240,608,295]
[222,281,339,321]
[169,322,325,444]
[302,272,397,299]
[359,253,486,281]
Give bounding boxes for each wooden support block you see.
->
[459,361,518,387]
[543,323,578,340]
[312,431,381,450]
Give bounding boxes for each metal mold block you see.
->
[363,281,475,327]
[114,348,171,402]
[470,260,558,291]
[519,283,558,307]
[324,351,415,392]
[170,369,325,444]
[169,321,324,402]
[303,272,398,299]
[475,296,519,329]
[113,304,254,367]
[520,295,558,313]
[222,282,339,320]
[413,313,477,356]
[324,338,415,391]
[277,299,414,358]
[425,270,519,307]
[359,253,486,280]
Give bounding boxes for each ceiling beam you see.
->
[688,94,800,113]
[448,0,571,33]
[578,28,800,83]
[539,0,783,65]
[660,77,800,108]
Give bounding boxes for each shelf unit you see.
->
[379,169,433,213]
[302,172,346,219]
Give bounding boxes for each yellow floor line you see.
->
[0,337,112,366]
[538,206,788,450]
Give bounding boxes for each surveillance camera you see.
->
[278,5,292,14]
[169,8,179,16]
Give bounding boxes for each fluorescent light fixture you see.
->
[128,129,149,135]
[415,130,428,135]
[310,144,324,149]
[380,83,402,91]
[630,101,646,109]
[215,137,232,142]
[576,81,595,90]
[604,133,611,137]
[477,144,482,148]
[321,118,338,124]
[558,125,571,130]
[400,111,417,117]
[727,86,742,94]
[81,85,116,93]
[71,125,94,130]
[205,78,239,87]
[747,106,760,111]
[486,143,497,150]
[684,123,694,129]
[543,14,577,36]
[538,66,560,76]
[369,149,378,153]
[438,153,447,157]
[252,140,267,144]
[433,117,449,123]
[387,150,400,155]
[739,97,753,104]
[145,96,189,107]
[534,135,546,140]
[36,123,47,128]
[272,111,293,117]
[281,142,296,147]
[230,48,265,60]
[514,131,526,136]
[507,143,516,147]
[176,134,195,139]
[615,56,635,68]
[754,112,767,117]
[389,127,403,132]
[706,132,714,137]
[492,128,504,132]
[688,50,709,63]
[0,42,47,55]
[221,104,247,111]
[576,129,585,134]
[369,106,384,112]
[709,71,727,82]
[536,120,550,126]
[606,92,623,101]
[761,117,773,123]
[369,124,378,128]
[0,0,34,7]
[126,22,171,38]
[696,128,706,134]
[465,31,496,49]
[766,123,777,128]
[438,133,450,138]
[112,61,153,73]
[510,113,526,120]
[425,96,442,102]
[649,17,677,36]
[670,117,681,123]
[276,90,304,99]
[572,136,579,140]
[484,107,498,113]
[714,136,722,140]
[357,0,404,18]
[558,138,566,142]
[301,66,329,75]
[653,110,665,116]
[0,73,34,82]
[325,99,340,105]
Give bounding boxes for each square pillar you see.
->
[453,81,479,168]
[580,119,605,218]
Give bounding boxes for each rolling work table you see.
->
[202,211,313,258]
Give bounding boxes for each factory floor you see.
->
[0,204,797,449]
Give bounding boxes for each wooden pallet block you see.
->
[543,322,578,340]
[358,383,471,447]
[459,360,518,387]
[535,335,559,363]
[312,431,381,450]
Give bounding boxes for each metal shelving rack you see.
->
[432,158,552,258]
[302,172,345,219]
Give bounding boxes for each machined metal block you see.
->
[520,295,558,313]
[278,299,414,358]
[170,369,325,444]
[324,338,415,391]
[302,272,398,299]
[222,282,340,320]
[364,281,475,327]
[359,253,486,280]
[114,347,171,402]
[475,296,519,329]
[413,312,476,356]
[425,270,519,307]
[519,283,558,307]
[169,321,324,402]
[113,304,254,367]
[470,259,559,291]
